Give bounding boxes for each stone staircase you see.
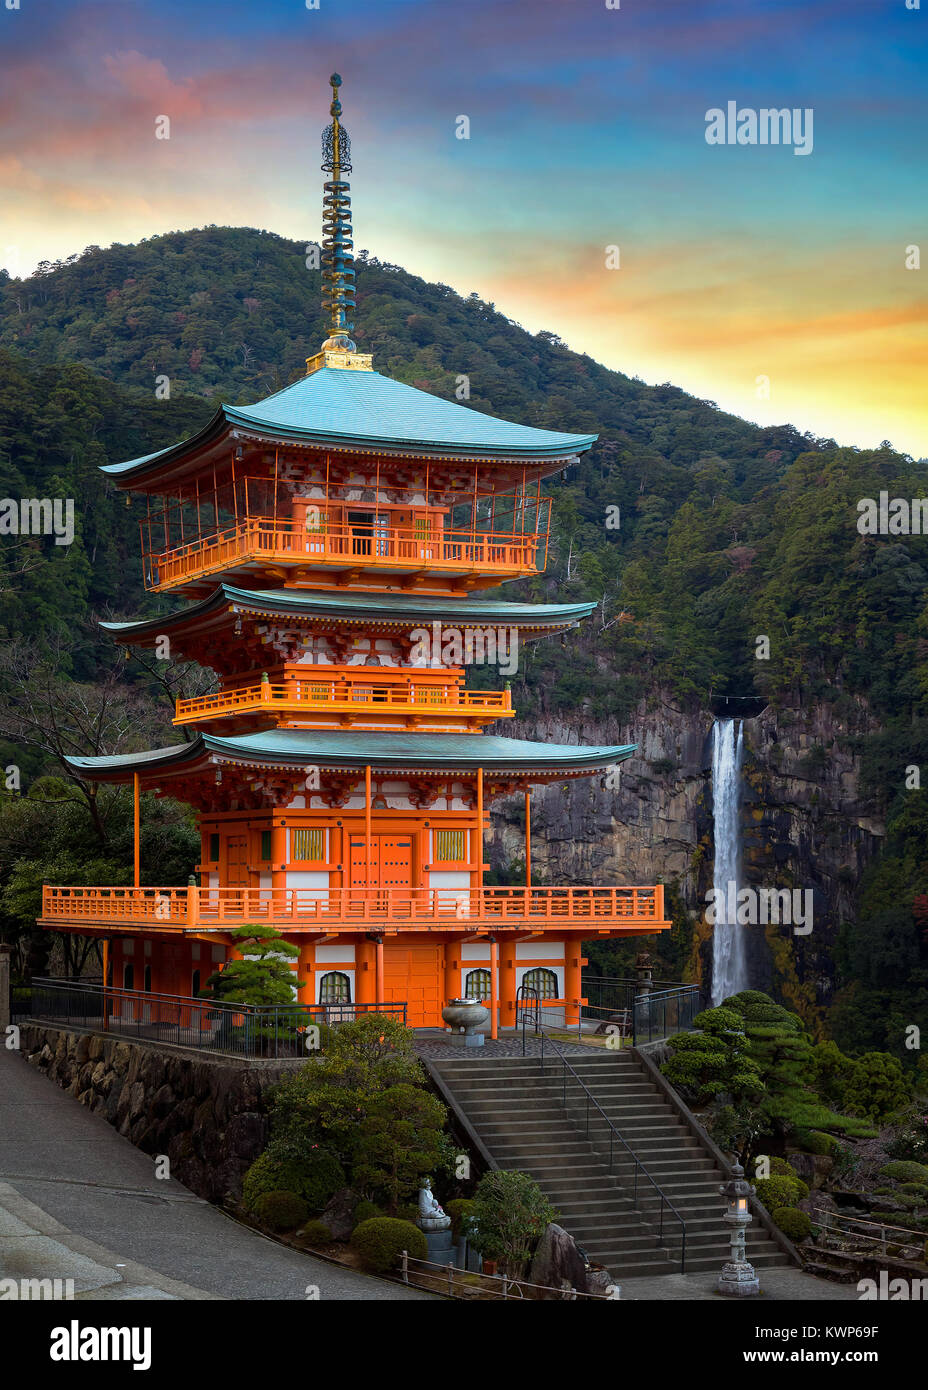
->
[431,1049,792,1279]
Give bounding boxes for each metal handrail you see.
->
[521,1015,687,1273]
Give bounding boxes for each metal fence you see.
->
[20,978,406,1058]
[581,975,702,1046]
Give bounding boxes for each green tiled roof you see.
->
[100,584,596,638]
[66,729,635,779]
[102,367,596,479]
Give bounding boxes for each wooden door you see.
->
[226,836,249,888]
[383,944,442,1027]
[349,835,413,890]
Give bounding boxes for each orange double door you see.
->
[348,834,414,889]
[382,943,444,1028]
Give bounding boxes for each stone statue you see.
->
[417,1178,451,1232]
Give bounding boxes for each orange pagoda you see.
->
[41,75,670,1031]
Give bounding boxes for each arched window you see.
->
[464,968,491,1000]
[143,965,152,992]
[123,962,134,991]
[522,967,559,1000]
[319,971,351,1004]
[191,969,201,997]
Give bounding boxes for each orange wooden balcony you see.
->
[173,679,513,727]
[41,884,668,935]
[145,519,545,593]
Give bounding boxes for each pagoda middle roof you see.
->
[102,367,597,482]
[100,585,597,640]
[65,729,635,781]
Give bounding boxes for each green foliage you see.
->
[203,924,302,1006]
[350,1217,427,1273]
[795,1130,842,1157]
[886,1116,928,1164]
[268,1014,427,1171]
[692,1006,746,1035]
[468,1171,557,1276]
[772,1207,812,1241]
[662,1010,763,1107]
[352,1083,449,1215]
[300,1219,335,1245]
[352,1200,381,1228]
[241,1145,345,1214]
[252,1190,309,1232]
[879,1160,928,1186]
[754,1174,806,1210]
[445,1198,476,1240]
[841,1053,911,1123]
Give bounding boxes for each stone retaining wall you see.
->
[19,1023,299,1204]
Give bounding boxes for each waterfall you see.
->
[710,718,747,1005]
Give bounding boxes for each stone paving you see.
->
[415,1028,596,1060]
[617,1267,861,1301]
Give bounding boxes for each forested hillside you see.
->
[0,227,926,1053]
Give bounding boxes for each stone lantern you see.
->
[717,1161,760,1297]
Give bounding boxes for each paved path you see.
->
[0,1049,430,1301]
[618,1268,861,1301]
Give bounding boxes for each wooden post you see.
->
[490,936,498,1042]
[524,789,531,889]
[475,766,484,892]
[101,938,109,1032]
[365,764,372,890]
[375,936,384,1004]
[133,773,141,890]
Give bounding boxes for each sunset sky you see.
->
[1,0,926,455]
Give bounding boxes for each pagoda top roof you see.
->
[101,367,596,484]
[100,584,597,641]
[65,729,634,782]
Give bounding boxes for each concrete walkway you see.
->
[0,1049,430,1301]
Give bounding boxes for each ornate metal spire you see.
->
[319,72,357,354]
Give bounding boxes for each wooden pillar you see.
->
[489,936,498,1041]
[271,823,287,895]
[101,938,110,1032]
[524,788,531,889]
[133,773,140,890]
[374,936,384,1005]
[475,767,484,892]
[297,940,313,1006]
[365,765,372,891]
[499,938,517,1031]
[357,937,376,1005]
[564,942,582,1029]
[444,945,460,1009]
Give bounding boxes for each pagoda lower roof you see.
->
[102,367,596,483]
[65,729,635,783]
[100,585,597,641]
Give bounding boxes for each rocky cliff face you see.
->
[487,693,885,1024]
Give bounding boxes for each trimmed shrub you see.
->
[772,1206,812,1241]
[352,1199,381,1228]
[300,1219,335,1245]
[754,1174,805,1210]
[880,1161,928,1186]
[351,1217,427,1273]
[691,1007,746,1035]
[253,1190,309,1232]
[445,1197,476,1240]
[242,1146,346,1213]
[899,1183,928,1199]
[795,1129,841,1156]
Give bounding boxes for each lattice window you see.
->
[291,828,325,861]
[523,967,559,1000]
[435,829,466,862]
[260,831,271,861]
[465,969,491,1000]
[319,971,351,1004]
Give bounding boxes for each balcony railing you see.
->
[146,519,545,592]
[42,884,668,934]
[174,679,513,726]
